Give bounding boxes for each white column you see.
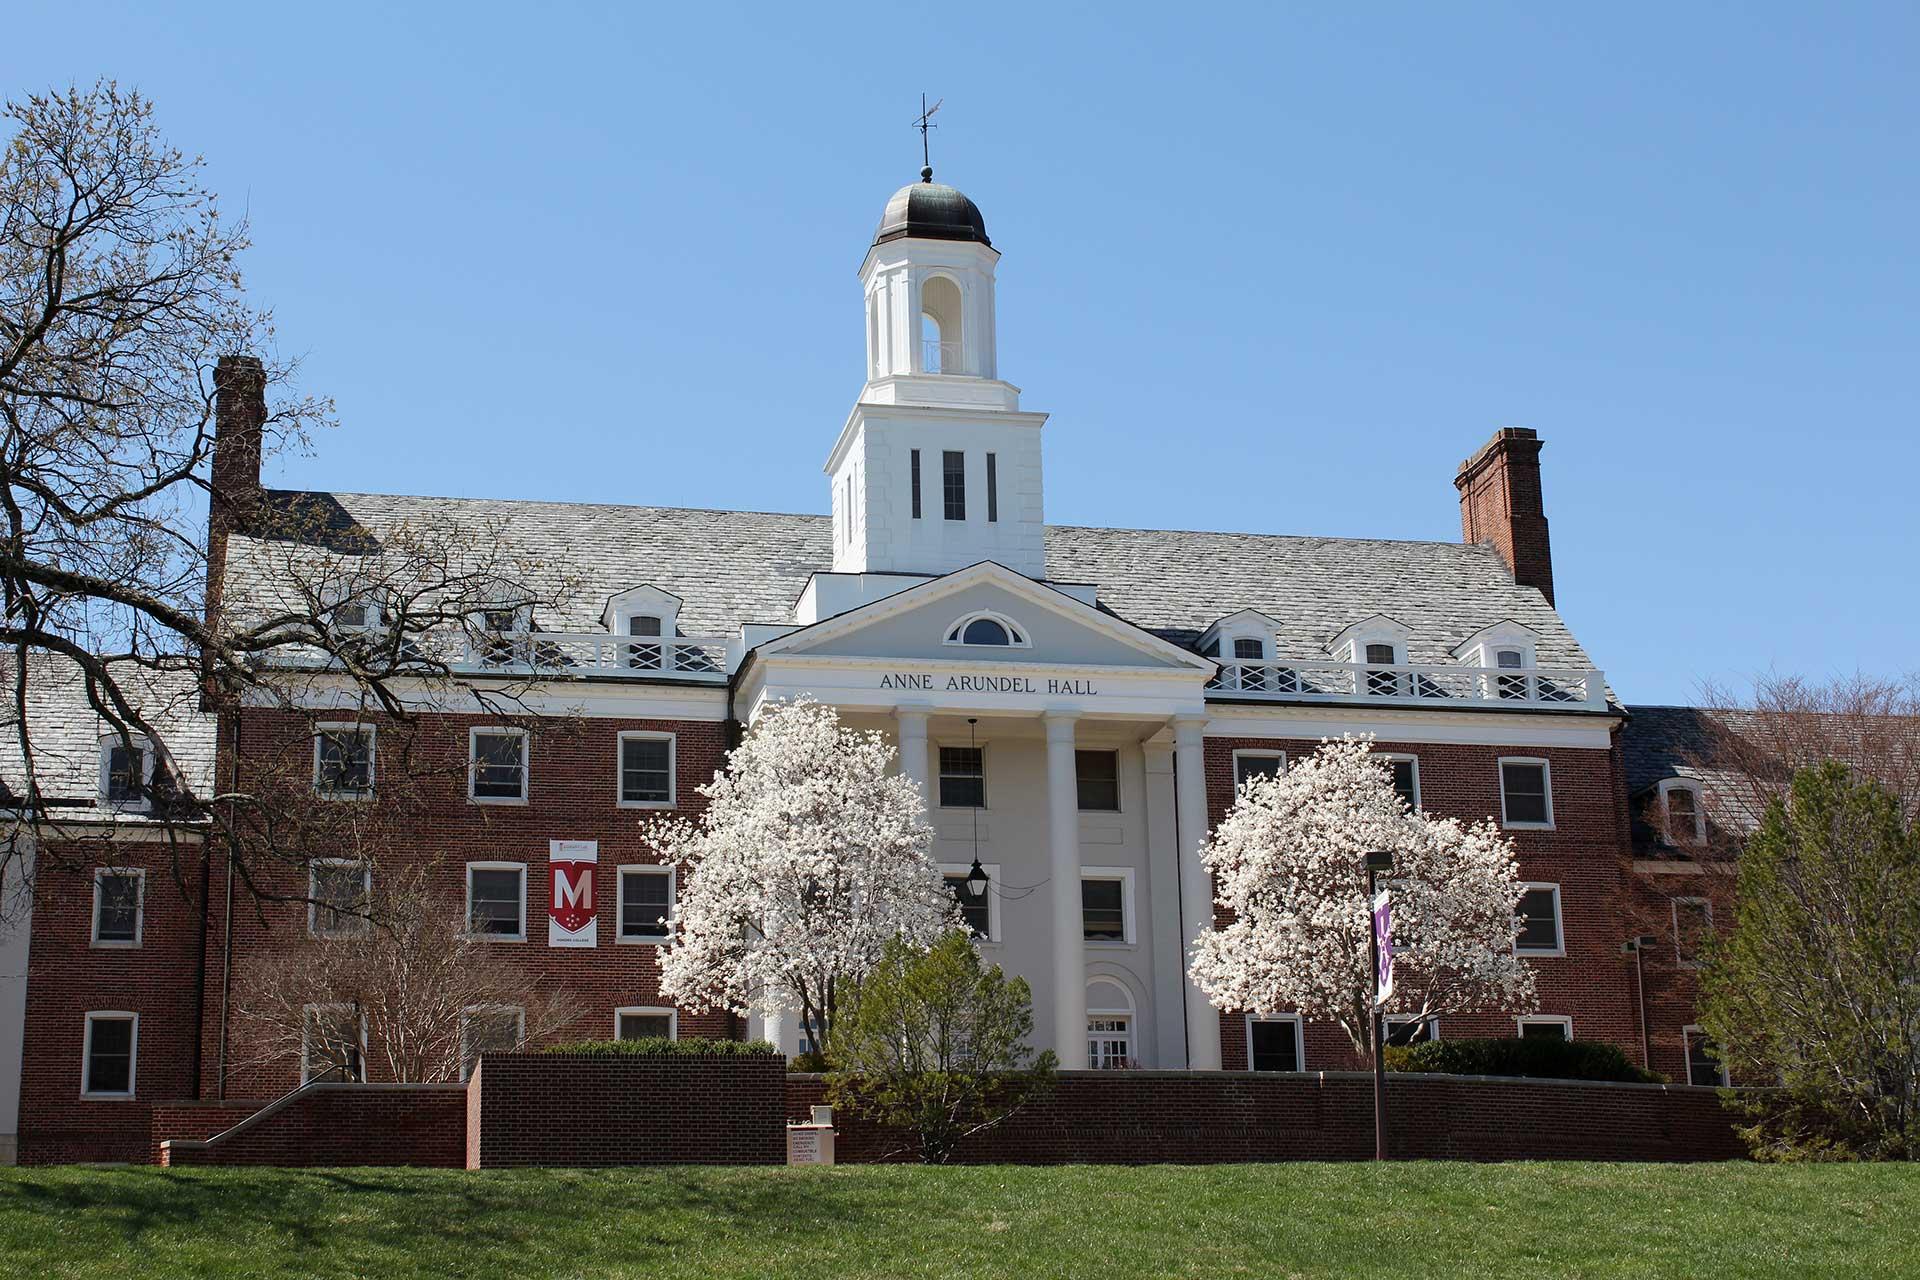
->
[1142,739,1189,1069]
[895,706,932,813]
[1173,716,1222,1070]
[1045,710,1088,1069]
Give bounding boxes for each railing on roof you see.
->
[457,631,729,680]
[1207,659,1606,711]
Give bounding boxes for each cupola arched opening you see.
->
[920,274,964,374]
[944,610,1028,648]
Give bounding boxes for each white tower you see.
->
[825,168,1048,579]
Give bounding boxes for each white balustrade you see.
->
[1206,659,1605,710]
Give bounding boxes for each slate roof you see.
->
[1619,705,1744,796]
[225,489,1610,698]
[0,654,216,819]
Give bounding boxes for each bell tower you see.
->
[825,168,1048,579]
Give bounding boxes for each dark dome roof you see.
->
[872,170,991,248]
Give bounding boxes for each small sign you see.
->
[1372,888,1394,1006]
[549,840,598,948]
[787,1124,835,1166]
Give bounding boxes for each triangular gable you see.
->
[756,562,1215,673]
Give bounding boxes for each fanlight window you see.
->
[944,612,1028,648]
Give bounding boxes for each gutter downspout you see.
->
[215,707,239,1100]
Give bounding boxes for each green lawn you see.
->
[0,1162,1913,1278]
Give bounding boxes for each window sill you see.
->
[616,799,675,811]
[1084,940,1135,950]
[1501,821,1555,832]
[79,1092,135,1101]
[88,940,141,950]
[1516,947,1565,959]
[314,791,376,803]
[615,935,670,946]
[468,795,530,807]
[474,934,527,944]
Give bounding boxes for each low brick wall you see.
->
[148,1101,266,1165]
[468,1053,786,1168]
[787,1070,1747,1163]
[158,1084,467,1168]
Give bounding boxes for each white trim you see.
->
[1381,752,1421,809]
[461,1003,526,1078]
[1516,1015,1573,1040]
[1683,1024,1728,1086]
[80,1011,139,1098]
[1515,881,1565,958]
[939,861,1002,943]
[1384,1015,1439,1046]
[467,726,529,805]
[941,609,1031,649]
[89,867,145,948]
[1245,1013,1306,1072]
[1203,705,1620,749]
[615,731,677,809]
[243,676,730,722]
[96,733,154,813]
[1231,749,1286,790]
[312,722,377,800]
[465,861,528,942]
[1497,756,1555,829]
[935,739,988,810]
[613,1007,679,1040]
[600,583,684,635]
[1328,614,1414,663]
[308,859,372,939]
[615,864,676,944]
[1074,747,1122,814]
[1657,778,1707,845]
[1672,896,1713,969]
[1080,866,1137,946]
[299,1002,366,1083]
[1451,620,1542,666]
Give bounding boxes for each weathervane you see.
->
[913,94,942,181]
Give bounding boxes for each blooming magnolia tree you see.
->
[1189,735,1537,1055]
[649,699,956,1054]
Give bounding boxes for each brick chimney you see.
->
[209,354,266,536]
[1454,427,1555,606]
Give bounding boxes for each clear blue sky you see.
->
[8,3,1915,705]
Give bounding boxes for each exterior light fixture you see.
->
[965,857,989,900]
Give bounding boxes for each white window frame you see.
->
[941,610,1031,649]
[1074,748,1123,814]
[1497,756,1555,830]
[613,1007,679,1041]
[300,1002,367,1083]
[936,741,988,810]
[1683,1024,1728,1086]
[80,1011,139,1099]
[615,864,676,944]
[939,861,1002,943]
[309,858,372,939]
[1086,979,1136,1070]
[90,867,145,948]
[97,733,154,813]
[1514,881,1565,958]
[465,861,528,942]
[1384,1015,1440,1046]
[461,1003,526,1078]
[1246,1013,1306,1073]
[1381,753,1421,809]
[468,726,530,805]
[614,731,677,809]
[1080,866,1137,947]
[1516,1014,1574,1040]
[1672,896,1713,969]
[1658,778,1707,845]
[601,584,683,641]
[312,722,377,800]
[1231,749,1286,791]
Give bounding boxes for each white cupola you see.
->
[825,167,1049,580]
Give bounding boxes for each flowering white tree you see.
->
[1189,735,1537,1055]
[649,699,957,1054]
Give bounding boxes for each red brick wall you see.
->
[1624,862,1737,1083]
[1204,736,1640,1071]
[1455,427,1554,605]
[147,1100,264,1164]
[788,1071,1745,1163]
[468,1053,785,1167]
[158,1084,467,1167]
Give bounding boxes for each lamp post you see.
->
[1620,934,1657,1071]
[1364,850,1395,1161]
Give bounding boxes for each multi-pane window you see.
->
[101,738,148,809]
[1081,878,1126,943]
[470,729,528,802]
[475,609,526,666]
[1249,1017,1303,1072]
[1087,1016,1131,1069]
[1673,897,1713,968]
[618,866,673,941]
[1385,1017,1436,1047]
[1494,648,1527,699]
[910,448,922,519]
[82,1013,137,1096]
[942,450,966,520]
[944,872,992,939]
[1515,885,1563,955]
[938,746,985,808]
[1499,759,1553,827]
[302,1004,363,1083]
[1234,751,1285,790]
[1685,1027,1727,1086]
[986,452,998,522]
[1232,637,1265,660]
[617,1010,675,1041]
[626,614,663,669]
[461,1006,524,1079]
[91,870,142,946]
[1387,756,1419,808]
[310,861,371,939]
[467,864,526,939]
[1518,1017,1571,1041]
[314,725,375,797]
[1663,782,1705,845]
[1364,642,1400,696]
[1075,750,1120,812]
[618,734,674,806]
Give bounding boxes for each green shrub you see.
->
[1383,1037,1662,1084]
[543,1037,778,1057]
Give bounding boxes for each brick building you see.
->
[1,169,1737,1163]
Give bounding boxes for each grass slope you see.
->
[1,1162,1913,1278]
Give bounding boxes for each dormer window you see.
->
[1658,779,1707,845]
[99,735,153,812]
[945,612,1028,648]
[1233,637,1266,660]
[1493,647,1527,699]
[1453,623,1544,701]
[472,607,531,667]
[332,599,382,631]
[601,586,685,671]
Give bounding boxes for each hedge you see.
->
[1383,1037,1664,1084]
[542,1036,779,1057]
